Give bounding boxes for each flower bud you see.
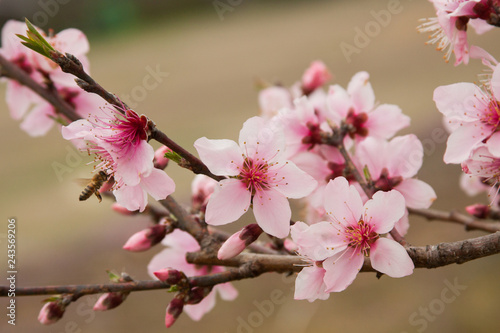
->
[154,146,171,169]
[301,60,331,94]
[283,238,298,253]
[466,204,490,219]
[123,225,167,252]
[93,292,129,311]
[165,295,184,328]
[186,287,212,305]
[217,224,263,260]
[38,301,66,325]
[153,268,184,285]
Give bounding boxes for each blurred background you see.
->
[1,0,500,332]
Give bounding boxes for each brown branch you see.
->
[409,207,500,233]
[0,53,80,122]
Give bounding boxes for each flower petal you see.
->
[347,71,374,112]
[324,177,363,228]
[395,179,436,209]
[140,168,175,200]
[364,190,405,234]
[323,247,364,292]
[291,221,346,261]
[271,161,317,198]
[370,237,414,278]
[444,122,488,163]
[253,189,291,238]
[205,179,251,226]
[238,116,285,161]
[194,137,243,176]
[294,266,329,302]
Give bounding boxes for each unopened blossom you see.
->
[123,224,167,252]
[291,177,414,296]
[418,0,494,65]
[301,60,332,94]
[194,116,317,238]
[62,105,175,211]
[355,135,437,209]
[38,301,66,325]
[217,224,263,260]
[433,63,500,163]
[325,71,410,144]
[93,292,129,311]
[154,146,171,169]
[148,229,238,321]
[191,174,218,213]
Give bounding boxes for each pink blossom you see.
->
[301,60,332,94]
[355,135,437,209]
[38,301,66,325]
[325,71,410,144]
[433,64,500,163]
[1,20,97,136]
[194,116,317,238]
[62,105,175,211]
[148,229,238,321]
[291,177,414,295]
[418,0,494,65]
[191,174,217,213]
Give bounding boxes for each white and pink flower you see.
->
[194,116,317,238]
[291,177,414,298]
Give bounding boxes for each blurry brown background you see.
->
[1,0,500,332]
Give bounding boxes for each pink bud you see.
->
[217,224,263,260]
[283,238,298,253]
[186,287,212,305]
[165,296,184,328]
[93,292,128,311]
[153,268,184,285]
[466,204,490,219]
[123,225,167,252]
[38,302,65,325]
[154,146,171,169]
[111,203,138,215]
[301,60,331,94]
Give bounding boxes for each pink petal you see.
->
[161,229,200,252]
[326,84,351,122]
[486,132,500,157]
[355,137,386,179]
[491,64,500,102]
[433,83,481,121]
[253,189,291,238]
[291,221,346,261]
[323,247,364,292]
[294,266,329,302]
[444,122,489,163]
[370,238,414,278]
[20,103,55,136]
[6,81,36,119]
[258,86,292,117]
[364,190,405,234]
[113,183,148,212]
[291,152,330,182]
[324,177,363,228]
[216,282,239,301]
[238,116,285,162]
[140,168,175,200]
[55,28,90,57]
[194,137,242,176]
[365,104,410,139]
[205,179,251,226]
[347,71,374,112]
[115,141,155,186]
[385,135,423,178]
[469,19,495,35]
[271,161,317,199]
[395,179,436,209]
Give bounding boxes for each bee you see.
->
[78,170,109,202]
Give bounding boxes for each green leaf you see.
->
[17,18,56,58]
[164,151,182,164]
[106,270,121,283]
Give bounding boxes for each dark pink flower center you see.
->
[373,168,403,191]
[301,121,323,149]
[344,220,378,256]
[103,109,148,149]
[484,99,500,127]
[345,108,368,139]
[238,158,271,194]
[13,54,33,74]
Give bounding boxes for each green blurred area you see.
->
[1,0,500,332]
